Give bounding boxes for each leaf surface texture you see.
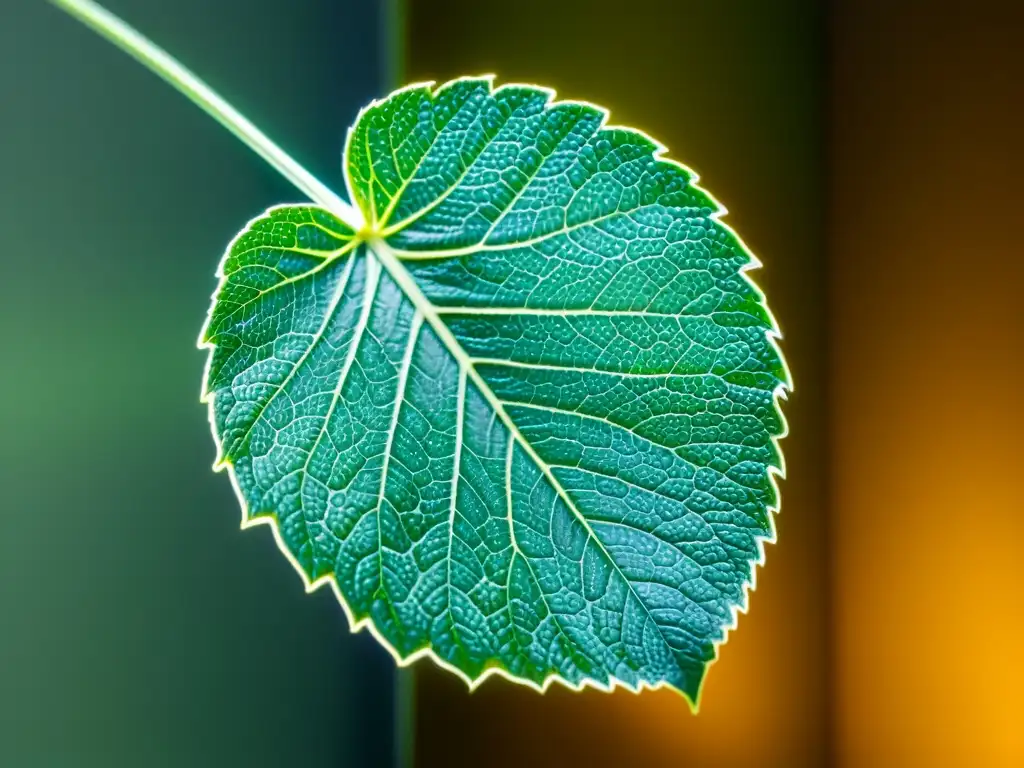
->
[202,77,789,704]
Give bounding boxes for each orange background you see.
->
[831,3,1024,765]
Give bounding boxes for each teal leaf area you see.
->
[201,77,789,707]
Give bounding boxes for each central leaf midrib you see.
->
[366,237,687,681]
[503,433,600,681]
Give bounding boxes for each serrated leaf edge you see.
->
[198,77,791,712]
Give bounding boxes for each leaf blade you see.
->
[204,78,790,707]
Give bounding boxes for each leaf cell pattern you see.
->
[202,77,789,705]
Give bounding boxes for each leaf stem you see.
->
[48,0,362,228]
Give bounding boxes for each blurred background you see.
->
[1,1,399,765]
[1,1,1021,766]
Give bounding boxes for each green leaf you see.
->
[200,77,789,707]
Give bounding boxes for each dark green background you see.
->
[1,1,399,765]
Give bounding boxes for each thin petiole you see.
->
[49,0,363,229]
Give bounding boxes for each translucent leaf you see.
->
[201,77,789,707]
